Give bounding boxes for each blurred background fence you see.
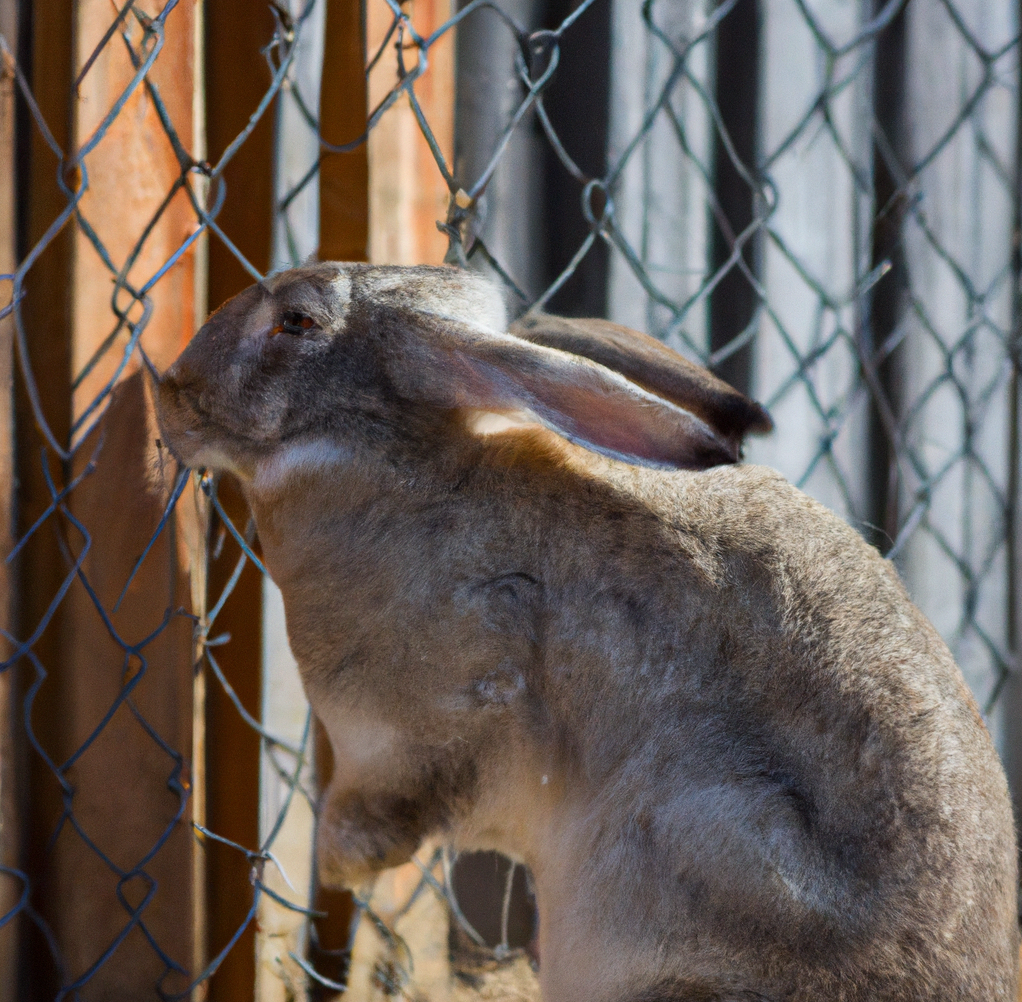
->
[0,0,1019,998]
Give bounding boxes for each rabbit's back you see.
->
[533,459,1017,999]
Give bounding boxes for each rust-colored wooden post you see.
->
[0,2,19,998]
[56,3,206,997]
[15,1,78,996]
[9,2,206,996]
[201,3,276,1000]
[319,0,369,265]
[366,0,454,267]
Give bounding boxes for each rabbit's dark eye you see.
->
[271,311,316,336]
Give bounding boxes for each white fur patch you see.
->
[349,265,507,334]
[330,270,352,319]
[253,437,353,491]
[465,408,539,436]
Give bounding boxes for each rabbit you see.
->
[155,262,1019,1002]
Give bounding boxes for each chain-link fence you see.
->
[0,0,1019,998]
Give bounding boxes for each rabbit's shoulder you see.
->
[618,462,981,739]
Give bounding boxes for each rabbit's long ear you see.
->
[510,314,772,458]
[395,320,746,470]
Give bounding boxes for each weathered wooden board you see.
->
[895,0,1016,738]
[455,0,543,297]
[0,1,19,997]
[746,0,873,525]
[606,0,713,355]
[201,3,279,999]
[38,3,205,997]
[366,0,454,267]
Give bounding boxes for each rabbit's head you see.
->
[157,263,771,478]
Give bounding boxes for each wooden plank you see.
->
[746,0,873,526]
[272,0,325,271]
[34,2,206,996]
[14,2,82,997]
[189,11,209,997]
[201,3,277,999]
[366,0,454,267]
[0,1,19,997]
[201,482,263,1002]
[306,3,368,983]
[606,0,713,353]
[255,583,316,1000]
[448,1,549,967]
[894,0,1017,738]
[454,0,543,297]
[318,0,368,263]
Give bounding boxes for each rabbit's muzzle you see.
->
[155,370,209,469]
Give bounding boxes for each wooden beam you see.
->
[895,0,1016,735]
[0,1,19,998]
[606,0,712,349]
[453,0,542,297]
[15,0,77,995]
[319,0,369,263]
[30,2,206,996]
[747,1,873,525]
[255,584,316,1000]
[366,0,454,267]
[202,3,277,1000]
[254,5,330,997]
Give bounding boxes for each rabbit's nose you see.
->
[161,354,202,394]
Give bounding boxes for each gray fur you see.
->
[156,263,1019,1002]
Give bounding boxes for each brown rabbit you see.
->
[156,262,1018,1001]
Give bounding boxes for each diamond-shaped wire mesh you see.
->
[0,0,1018,997]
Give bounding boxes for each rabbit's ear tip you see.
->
[742,399,774,436]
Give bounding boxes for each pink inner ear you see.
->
[458,343,738,470]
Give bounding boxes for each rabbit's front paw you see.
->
[316,791,424,889]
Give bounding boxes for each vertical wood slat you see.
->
[1005,0,1022,857]
[895,0,1017,736]
[366,0,454,267]
[319,0,369,263]
[47,3,205,996]
[746,0,874,524]
[201,3,276,1000]
[189,8,209,996]
[0,2,19,999]
[454,0,544,298]
[606,0,713,351]
[344,3,455,998]
[14,1,74,995]
[2,0,207,992]
[306,2,369,987]
[256,585,316,1000]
